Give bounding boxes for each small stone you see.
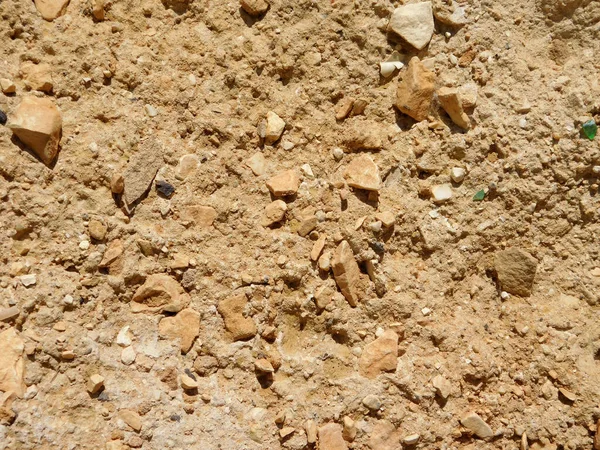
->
[362,394,382,411]
[459,83,478,108]
[144,104,158,117]
[132,274,190,313]
[266,170,300,197]
[88,220,107,241]
[217,293,257,341]
[254,358,274,373]
[34,0,70,20]
[20,62,53,92]
[265,111,285,145]
[335,98,354,121]
[359,330,398,379]
[432,375,452,399]
[121,346,136,365]
[351,99,368,116]
[460,412,493,439]
[87,374,104,394]
[310,234,326,261]
[176,154,200,179]
[431,184,453,202]
[110,173,125,194]
[116,326,132,347]
[0,79,16,94]
[344,126,382,152]
[450,167,465,183]
[300,163,314,177]
[297,216,318,237]
[120,409,142,432]
[318,252,331,272]
[344,155,381,192]
[0,110,6,126]
[332,147,344,161]
[306,420,318,444]
[438,87,471,129]
[7,96,62,166]
[0,307,20,322]
[99,239,123,268]
[91,0,105,20]
[181,205,217,228]
[279,427,295,439]
[158,308,200,354]
[246,152,267,176]
[342,416,357,442]
[122,137,164,210]
[434,0,468,26]
[395,57,435,122]
[240,0,269,16]
[494,248,538,296]
[369,420,402,450]
[155,180,175,198]
[332,241,363,307]
[375,212,395,228]
[19,274,37,287]
[261,200,287,227]
[0,328,26,397]
[558,388,576,402]
[181,373,198,390]
[53,321,67,332]
[388,2,434,50]
[318,423,348,450]
[79,240,90,250]
[403,434,420,445]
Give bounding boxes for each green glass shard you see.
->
[583,120,597,140]
[473,189,485,201]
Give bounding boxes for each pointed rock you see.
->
[158,308,200,353]
[332,241,363,307]
[261,200,287,227]
[21,63,53,93]
[0,328,26,397]
[359,330,398,378]
[460,412,493,439]
[438,87,471,129]
[395,57,435,122]
[264,111,285,145]
[123,137,164,210]
[344,155,381,192]
[266,170,299,197]
[132,274,190,313]
[388,2,434,50]
[494,248,537,296]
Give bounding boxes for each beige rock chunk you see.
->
[110,173,124,194]
[21,62,53,92]
[131,274,191,313]
[310,234,326,261]
[91,0,105,20]
[217,293,257,341]
[87,374,105,394]
[395,57,435,122]
[0,328,26,397]
[7,96,62,166]
[180,373,198,390]
[122,137,164,210]
[297,216,317,237]
[431,184,453,202]
[176,154,199,180]
[344,155,381,192]
[265,111,285,145]
[438,87,471,129]
[434,0,468,26]
[181,205,217,228]
[120,409,142,432]
[88,219,107,241]
[376,212,395,228]
[494,248,538,296]
[254,358,274,373]
[158,308,200,353]
[34,0,70,20]
[359,330,398,378]
[332,241,362,307]
[0,78,16,94]
[459,83,478,108]
[388,2,434,50]
[261,200,287,227]
[240,0,269,16]
[368,420,402,450]
[344,126,382,151]
[305,420,317,444]
[266,170,300,197]
[335,97,354,121]
[342,416,357,442]
[460,412,493,439]
[432,374,452,399]
[246,152,267,176]
[99,239,123,268]
[318,423,347,450]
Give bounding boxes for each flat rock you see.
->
[388,2,434,50]
[7,96,62,166]
[266,170,300,197]
[434,0,468,26]
[395,57,435,122]
[217,293,257,341]
[99,239,124,268]
[158,308,200,353]
[120,409,142,432]
[432,374,452,399]
[265,111,285,145]
[34,0,70,20]
[123,137,164,210]
[131,274,190,313]
[261,200,287,227]
[0,78,16,94]
[368,420,402,450]
[87,374,104,394]
[359,330,398,378]
[318,423,347,450]
[21,62,53,92]
[494,248,537,296]
[438,87,471,129]
[88,219,107,241]
[332,241,363,307]
[246,152,267,176]
[176,154,199,179]
[181,205,217,228]
[240,0,269,16]
[460,412,493,439]
[344,155,381,192]
[343,126,382,152]
[0,328,26,397]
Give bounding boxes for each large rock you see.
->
[460,412,493,438]
[158,308,200,353]
[318,423,347,450]
[34,0,70,20]
[217,293,257,341]
[388,2,434,50]
[131,274,190,313]
[0,328,26,397]
[266,170,299,197]
[123,137,164,210]
[332,241,363,307]
[494,248,537,296]
[343,155,381,192]
[7,96,62,166]
[359,330,398,378]
[437,87,470,130]
[395,57,435,122]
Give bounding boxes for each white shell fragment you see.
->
[379,51,404,77]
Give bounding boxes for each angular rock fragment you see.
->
[87,374,105,394]
[261,200,287,227]
[494,248,537,296]
[264,111,285,145]
[0,328,26,397]
[0,78,16,94]
[240,0,269,16]
[91,0,105,20]
[310,234,326,261]
[120,409,142,432]
[433,0,468,26]
[344,155,381,192]
[437,87,471,129]
[332,241,363,307]
[34,0,70,20]
[99,239,124,268]
[359,330,398,378]
[343,127,382,152]
[460,412,493,438]
[181,205,217,228]
[122,137,164,210]
[335,97,354,121]
[246,152,267,176]
[431,184,453,202]
[395,57,435,122]
[297,216,317,237]
[158,308,200,353]
[266,170,300,197]
[176,154,199,179]
[131,274,190,313]
[432,374,452,399]
[368,420,402,450]
[318,423,347,450]
[388,2,434,50]
[21,63,53,93]
[217,293,257,341]
[7,96,62,166]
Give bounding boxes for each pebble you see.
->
[21,62,53,93]
[254,358,274,373]
[459,83,478,108]
[158,308,200,354]
[318,423,347,450]
[438,87,471,129]
[181,373,198,390]
[300,163,314,177]
[121,346,136,365]
[305,420,317,444]
[359,330,399,378]
[116,326,132,347]
[375,211,395,228]
[434,0,468,26]
[297,216,318,237]
[558,388,576,402]
[63,295,74,306]
[264,111,286,145]
[395,57,435,122]
[332,241,363,307]
[362,394,382,411]
[79,240,90,250]
[144,104,158,117]
[432,375,452,399]
[261,200,288,227]
[0,307,19,322]
[34,0,70,20]
[0,78,16,94]
[156,180,175,198]
[279,427,295,439]
[99,239,124,268]
[7,96,62,166]
[403,434,421,445]
[460,412,493,439]
[344,155,381,192]
[119,409,142,432]
[110,173,125,194]
[310,234,326,261]
[281,140,295,151]
[176,154,200,180]
[246,152,267,176]
[0,110,6,126]
[19,274,37,287]
[318,251,331,272]
[217,293,257,341]
[335,98,354,121]
[431,184,453,202]
[87,374,105,394]
[132,274,190,313]
[450,167,466,183]
[494,248,538,296]
[266,170,300,197]
[91,0,105,20]
[342,416,357,441]
[0,328,26,396]
[388,2,435,50]
[88,219,107,241]
[240,0,269,16]
[122,137,164,210]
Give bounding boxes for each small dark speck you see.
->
[0,110,7,126]
[170,414,181,422]
[156,180,175,198]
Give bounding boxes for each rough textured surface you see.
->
[495,248,538,296]
[343,155,381,192]
[217,293,257,341]
[388,2,435,50]
[34,0,70,21]
[131,273,191,313]
[331,241,363,307]
[122,137,164,210]
[158,308,200,353]
[359,330,399,379]
[395,57,435,122]
[0,328,25,397]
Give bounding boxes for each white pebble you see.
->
[421,307,432,316]
[500,291,510,300]
[451,167,466,183]
[121,346,136,365]
[79,240,90,250]
[20,274,37,287]
[431,184,453,202]
[117,326,132,347]
[63,295,74,306]
[145,104,159,117]
[332,147,344,161]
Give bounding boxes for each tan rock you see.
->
[122,137,164,210]
[21,62,53,92]
[7,96,62,166]
[110,173,124,194]
[99,239,124,268]
[34,0,70,20]
[91,0,105,20]
[180,373,198,390]
[240,0,269,16]
[431,184,453,202]
[105,441,127,450]
[344,126,382,152]
[342,416,357,442]
[254,358,274,373]
[264,111,286,145]
[318,423,347,450]
[460,412,493,439]
[359,330,398,378]
[87,374,105,394]
[217,293,257,341]
[310,234,326,261]
[0,406,16,426]
[181,205,217,228]
[395,57,435,122]
[0,328,26,397]
[158,308,200,353]
[437,87,471,129]
[88,219,107,241]
[376,212,395,228]
[266,170,300,197]
[297,216,317,237]
[119,409,142,432]
[0,78,16,94]
[368,420,402,450]
[459,83,478,108]
[335,97,354,121]
[261,200,287,227]
[434,0,468,26]
[494,248,537,296]
[176,154,199,179]
[131,274,191,313]
[388,2,434,50]
[305,420,317,444]
[344,155,381,192]
[332,241,363,307]
[246,152,267,176]
[432,374,452,399]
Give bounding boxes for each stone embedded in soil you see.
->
[264,111,286,145]
[0,78,16,94]
[459,83,478,108]
[21,62,53,93]
[240,0,269,16]
[121,346,136,365]
[342,416,357,442]
[434,0,468,26]
[181,374,198,390]
[266,170,300,197]
[254,358,274,373]
[368,420,402,450]
[176,154,199,179]
[88,219,107,241]
[87,374,104,394]
[460,412,493,439]
[122,137,164,210]
[158,308,200,354]
[437,87,471,129]
[362,394,382,411]
[7,96,62,166]
[432,374,452,399]
[431,184,453,202]
[246,152,267,176]
[120,409,142,432]
[318,423,347,450]
[332,241,363,307]
[34,0,70,20]
[310,234,326,261]
[306,420,318,444]
[395,57,435,122]
[388,2,434,50]
[99,239,123,268]
[0,328,26,397]
[451,167,465,183]
[110,173,124,194]
[359,330,398,379]
[91,0,105,20]
[335,97,354,121]
[261,200,287,227]
[344,126,382,152]
[376,211,395,228]
[181,205,217,228]
[297,216,318,237]
[217,293,257,341]
[344,155,381,192]
[494,248,538,296]
[131,274,191,313]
